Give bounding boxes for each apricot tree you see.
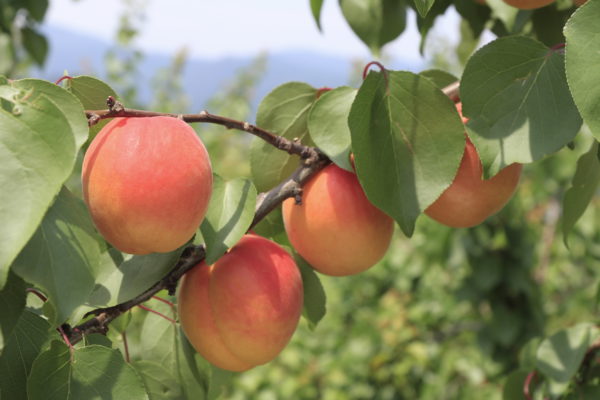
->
[1,0,600,399]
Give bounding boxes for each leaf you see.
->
[0,33,13,75]
[0,78,87,287]
[531,6,572,48]
[27,342,150,400]
[502,369,530,400]
[536,323,598,384]
[175,328,209,400]
[65,75,119,138]
[339,0,406,55]
[308,86,356,171]
[0,311,52,400]
[250,82,316,192]
[0,270,25,350]
[84,247,183,310]
[11,187,104,325]
[200,175,257,265]
[562,141,600,247]
[461,36,582,175]
[22,0,49,21]
[252,206,288,245]
[132,360,184,400]
[453,0,491,39]
[413,0,436,17]
[419,69,458,90]
[416,0,451,54]
[310,0,325,30]
[140,300,178,370]
[565,0,600,141]
[295,254,327,329]
[349,70,465,236]
[21,27,48,66]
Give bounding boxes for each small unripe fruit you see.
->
[282,164,394,276]
[178,234,303,372]
[424,103,521,228]
[82,116,212,254]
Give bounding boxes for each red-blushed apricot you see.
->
[502,0,554,9]
[82,116,212,254]
[424,103,522,228]
[177,234,303,372]
[282,164,394,276]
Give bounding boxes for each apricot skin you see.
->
[282,164,394,277]
[82,116,212,254]
[177,234,303,372]
[424,103,522,228]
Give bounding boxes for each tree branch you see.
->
[86,96,316,159]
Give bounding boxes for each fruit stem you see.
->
[54,75,73,85]
[26,287,48,302]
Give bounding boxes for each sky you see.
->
[45,0,463,63]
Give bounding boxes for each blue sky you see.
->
[46,0,463,62]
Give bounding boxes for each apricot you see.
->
[282,164,394,276]
[502,0,554,9]
[178,234,303,372]
[424,103,522,228]
[82,116,212,254]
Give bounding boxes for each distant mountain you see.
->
[37,24,424,113]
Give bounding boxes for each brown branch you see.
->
[86,96,316,159]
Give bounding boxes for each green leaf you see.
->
[200,175,257,265]
[565,0,600,141]
[454,0,491,39]
[250,82,316,192]
[0,311,52,400]
[175,328,209,400]
[413,0,436,17]
[310,0,325,30]
[461,36,582,175]
[295,254,327,329]
[12,187,104,325]
[65,75,118,139]
[252,206,288,245]
[308,86,356,171]
[140,300,178,370]
[23,0,49,21]
[0,271,25,350]
[502,369,530,400]
[339,0,406,55]
[419,69,458,90]
[562,141,600,247]
[531,6,571,47]
[536,323,598,385]
[27,342,149,400]
[416,0,451,54]
[132,360,184,400]
[349,70,465,236]
[21,27,48,66]
[0,33,14,75]
[0,78,87,287]
[84,248,183,310]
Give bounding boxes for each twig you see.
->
[85,97,317,159]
